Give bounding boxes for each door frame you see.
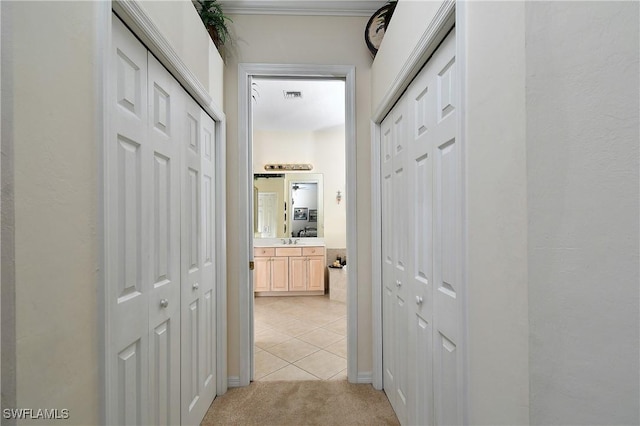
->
[237,63,358,385]
[99,2,228,423]
[369,0,468,416]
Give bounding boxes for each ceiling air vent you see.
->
[283,91,303,99]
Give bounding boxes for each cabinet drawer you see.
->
[302,246,324,256]
[254,247,275,257]
[275,247,302,257]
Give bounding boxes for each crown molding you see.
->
[218,0,386,16]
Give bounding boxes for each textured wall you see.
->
[464,2,531,423]
[7,2,100,422]
[526,2,640,424]
[223,13,373,379]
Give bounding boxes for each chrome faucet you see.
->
[288,238,293,245]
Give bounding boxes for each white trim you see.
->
[215,116,228,396]
[96,2,111,425]
[102,2,229,420]
[456,3,470,424]
[371,0,455,123]
[370,120,383,391]
[238,63,359,385]
[227,376,241,388]
[0,1,3,403]
[237,64,252,386]
[218,0,385,16]
[369,0,458,401]
[112,0,224,122]
[356,372,373,384]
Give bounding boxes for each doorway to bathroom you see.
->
[237,64,358,386]
[252,76,347,381]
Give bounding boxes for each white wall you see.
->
[4,2,101,422]
[224,13,373,379]
[464,2,530,423]
[1,1,222,423]
[370,0,442,113]
[138,0,224,108]
[526,2,640,424]
[253,126,347,247]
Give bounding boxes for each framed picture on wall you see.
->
[293,208,308,220]
[308,209,317,223]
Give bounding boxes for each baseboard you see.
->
[356,372,373,384]
[227,376,241,387]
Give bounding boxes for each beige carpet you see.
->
[201,380,400,426]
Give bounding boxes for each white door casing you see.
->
[238,64,358,385]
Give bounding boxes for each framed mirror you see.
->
[253,173,323,239]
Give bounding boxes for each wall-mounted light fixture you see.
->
[336,190,342,204]
[264,163,313,171]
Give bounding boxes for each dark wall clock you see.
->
[365,2,397,57]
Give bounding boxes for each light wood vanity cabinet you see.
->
[254,248,289,292]
[254,246,325,295]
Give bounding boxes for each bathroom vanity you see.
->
[253,243,326,296]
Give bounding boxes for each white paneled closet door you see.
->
[381,98,410,425]
[429,30,462,426]
[108,16,217,426]
[180,97,217,426]
[109,17,151,425]
[147,53,182,426]
[381,28,461,426]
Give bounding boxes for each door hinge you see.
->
[249,261,255,270]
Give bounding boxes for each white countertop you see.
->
[253,238,325,247]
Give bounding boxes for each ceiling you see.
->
[218,0,387,16]
[252,77,345,132]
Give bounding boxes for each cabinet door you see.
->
[307,256,325,291]
[253,257,270,292]
[270,257,289,291]
[289,257,307,291]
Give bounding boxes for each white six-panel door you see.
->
[381,29,461,426]
[109,17,151,425]
[382,98,410,425]
[108,16,217,426]
[181,97,217,425]
[147,53,182,426]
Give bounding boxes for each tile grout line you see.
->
[254,295,347,382]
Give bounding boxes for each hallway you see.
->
[201,380,399,425]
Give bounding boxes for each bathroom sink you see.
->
[255,239,325,247]
[276,240,321,246]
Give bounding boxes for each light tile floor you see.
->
[254,295,347,381]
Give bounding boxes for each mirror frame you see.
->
[286,173,324,238]
[253,172,324,239]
